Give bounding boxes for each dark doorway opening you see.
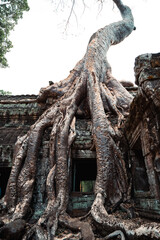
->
[0,167,11,198]
[132,138,149,192]
[72,158,97,193]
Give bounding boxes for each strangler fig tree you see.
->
[1,0,160,239]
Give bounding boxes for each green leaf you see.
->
[0,0,30,67]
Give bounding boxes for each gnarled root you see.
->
[91,193,160,239]
[59,213,95,240]
[106,230,125,240]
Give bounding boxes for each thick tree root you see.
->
[91,193,160,239]
[105,230,125,240]
[59,213,95,240]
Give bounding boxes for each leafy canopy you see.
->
[0,0,29,67]
[0,89,12,95]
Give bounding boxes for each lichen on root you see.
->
[1,0,160,239]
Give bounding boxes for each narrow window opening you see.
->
[72,158,96,193]
[132,138,149,192]
[0,167,11,198]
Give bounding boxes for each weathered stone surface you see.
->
[125,52,160,219]
[135,198,160,219]
[68,194,95,217]
[0,95,42,127]
[72,119,93,150]
[135,53,160,85]
[0,96,43,169]
[72,150,96,159]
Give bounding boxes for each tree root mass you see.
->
[1,0,160,239]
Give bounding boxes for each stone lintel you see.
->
[72,150,96,159]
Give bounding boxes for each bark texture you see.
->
[1,0,160,239]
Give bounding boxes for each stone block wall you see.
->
[125,53,160,219]
[0,95,43,198]
[0,95,42,168]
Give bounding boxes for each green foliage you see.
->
[0,89,12,95]
[0,0,29,67]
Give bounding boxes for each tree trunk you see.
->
[1,0,160,239]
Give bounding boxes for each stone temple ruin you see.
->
[0,53,160,220]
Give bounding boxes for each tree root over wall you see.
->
[1,0,160,239]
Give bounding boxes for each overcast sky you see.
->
[1,0,160,95]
